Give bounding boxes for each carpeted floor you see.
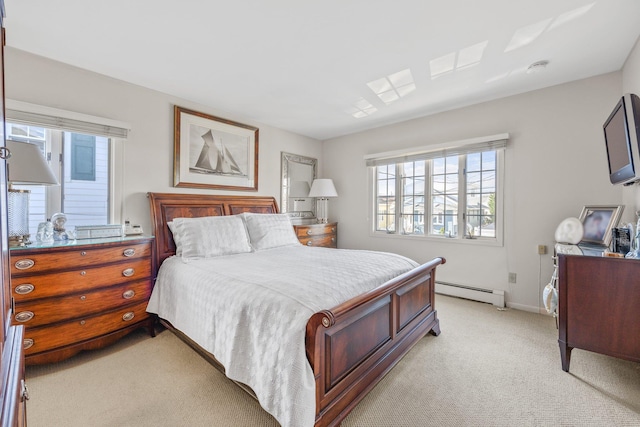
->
[26,295,640,426]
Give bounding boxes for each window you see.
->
[368,135,507,242]
[7,123,110,236]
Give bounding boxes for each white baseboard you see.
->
[436,282,505,307]
[506,302,540,313]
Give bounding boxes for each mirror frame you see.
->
[281,152,317,219]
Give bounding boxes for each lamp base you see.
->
[9,188,31,246]
[9,234,31,248]
[315,197,329,224]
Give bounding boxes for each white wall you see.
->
[621,36,640,215]
[4,48,323,233]
[323,72,623,311]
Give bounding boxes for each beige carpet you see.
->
[26,296,640,426]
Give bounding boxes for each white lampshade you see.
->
[6,140,59,185]
[6,140,58,247]
[308,179,338,198]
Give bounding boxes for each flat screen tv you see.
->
[603,93,640,185]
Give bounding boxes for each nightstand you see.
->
[9,236,155,364]
[293,222,337,248]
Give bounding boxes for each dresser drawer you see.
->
[14,280,152,327]
[10,242,151,276]
[11,259,152,302]
[23,301,149,356]
[294,223,337,238]
[299,235,337,248]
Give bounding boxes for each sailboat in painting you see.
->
[190,130,245,176]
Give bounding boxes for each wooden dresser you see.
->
[293,222,337,248]
[9,236,155,365]
[557,253,640,372]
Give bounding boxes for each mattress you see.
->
[146,245,419,427]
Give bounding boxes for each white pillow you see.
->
[243,213,300,250]
[170,215,252,259]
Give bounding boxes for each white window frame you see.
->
[366,134,507,246]
[5,100,130,227]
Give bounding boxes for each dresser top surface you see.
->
[10,235,154,252]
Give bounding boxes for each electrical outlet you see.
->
[537,245,548,255]
[508,272,517,283]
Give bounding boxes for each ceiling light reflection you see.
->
[367,68,416,105]
[548,3,595,31]
[504,18,552,52]
[346,98,378,119]
[430,53,456,78]
[430,40,489,79]
[457,41,488,70]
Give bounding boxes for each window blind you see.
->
[6,99,130,139]
[364,133,508,167]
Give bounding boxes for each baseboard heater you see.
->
[435,281,505,307]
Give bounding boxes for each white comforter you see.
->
[146,245,419,427]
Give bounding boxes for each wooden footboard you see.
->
[306,257,445,427]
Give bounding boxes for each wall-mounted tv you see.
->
[603,93,640,185]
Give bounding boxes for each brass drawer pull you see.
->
[122,290,135,299]
[15,284,35,295]
[123,248,136,257]
[80,251,87,256]
[331,237,336,243]
[15,311,34,323]
[307,241,313,246]
[331,227,336,232]
[23,339,34,350]
[80,320,86,325]
[15,259,34,270]
[122,268,135,277]
[306,229,312,235]
[80,271,87,276]
[80,295,86,301]
[122,312,135,321]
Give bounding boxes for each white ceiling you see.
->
[4,0,640,140]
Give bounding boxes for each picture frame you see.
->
[578,205,624,247]
[173,106,259,191]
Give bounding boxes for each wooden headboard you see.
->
[147,192,279,271]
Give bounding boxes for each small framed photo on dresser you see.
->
[578,205,624,247]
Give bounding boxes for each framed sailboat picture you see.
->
[174,106,259,191]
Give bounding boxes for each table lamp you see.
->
[6,140,59,247]
[308,179,338,224]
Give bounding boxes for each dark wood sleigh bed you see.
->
[148,192,445,427]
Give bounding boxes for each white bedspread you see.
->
[146,246,419,427]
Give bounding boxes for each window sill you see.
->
[369,231,503,247]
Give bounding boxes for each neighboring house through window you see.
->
[7,123,110,236]
[367,134,507,243]
[5,102,129,237]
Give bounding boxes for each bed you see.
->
[147,192,445,427]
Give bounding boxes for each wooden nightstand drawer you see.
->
[14,280,152,327]
[293,222,337,248]
[22,301,150,356]
[294,223,337,237]
[10,242,151,276]
[299,235,337,248]
[11,259,152,302]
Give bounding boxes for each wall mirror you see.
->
[281,152,317,220]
